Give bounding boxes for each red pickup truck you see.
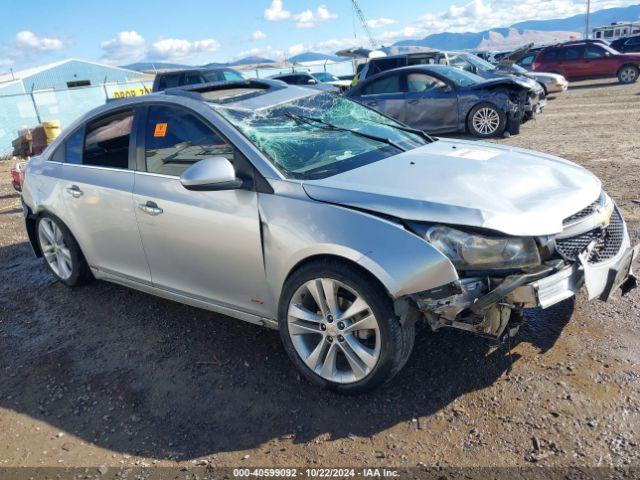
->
[533,42,640,84]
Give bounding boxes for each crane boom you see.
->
[351,0,379,49]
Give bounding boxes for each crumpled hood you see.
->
[302,139,601,237]
[475,70,543,94]
[468,76,533,91]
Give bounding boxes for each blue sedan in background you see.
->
[346,65,534,138]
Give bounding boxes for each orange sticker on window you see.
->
[154,123,168,137]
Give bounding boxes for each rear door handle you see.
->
[408,99,419,105]
[367,101,378,107]
[138,201,163,216]
[65,185,83,198]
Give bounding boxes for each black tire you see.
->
[36,213,92,287]
[278,259,415,394]
[617,65,639,84]
[467,102,507,138]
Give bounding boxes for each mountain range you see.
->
[394,4,640,50]
[123,52,339,72]
[123,3,640,72]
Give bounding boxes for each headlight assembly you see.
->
[424,225,541,270]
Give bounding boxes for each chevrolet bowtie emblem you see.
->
[596,202,614,227]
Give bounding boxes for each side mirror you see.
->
[180,157,243,191]
[307,78,318,84]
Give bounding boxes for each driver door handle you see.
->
[408,99,420,105]
[138,201,163,216]
[65,185,83,198]
[367,101,378,107]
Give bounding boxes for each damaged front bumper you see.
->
[405,235,638,341]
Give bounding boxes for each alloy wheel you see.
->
[472,107,500,135]
[287,278,381,384]
[620,67,637,83]
[38,217,73,280]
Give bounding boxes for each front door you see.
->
[132,104,270,316]
[582,45,619,77]
[59,109,151,283]
[403,72,458,134]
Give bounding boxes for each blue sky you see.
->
[0,0,637,71]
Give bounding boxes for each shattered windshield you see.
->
[216,93,428,179]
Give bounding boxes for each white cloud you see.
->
[0,58,13,67]
[15,31,64,52]
[150,38,221,60]
[251,30,267,41]
[264,0,291,21]
[287,43,306,56]
[366,17,396,28]
[414,0,639,36]
[100,31,146,65]
[293,5,336,28]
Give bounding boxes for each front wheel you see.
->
[467,102,506,138]
[618,65,639,84]
[279,260,415,394]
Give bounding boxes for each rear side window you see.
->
[144,105,234,177]
[83,110,133,169]
[203,70,244,82]
[370,58,404,75]
[66,127,84,164]
[183,72,203,85]
[362,75,402,95]
[518,53,536,68]
[558,47,583,60]
[158,74,181,91]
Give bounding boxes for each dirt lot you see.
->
[1,79,639,473]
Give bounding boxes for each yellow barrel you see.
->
[42,120,61,145]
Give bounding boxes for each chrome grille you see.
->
[556,208,624,264]
[562,199,600,226]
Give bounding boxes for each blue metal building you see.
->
[0,59,144,92]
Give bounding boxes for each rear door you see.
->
[59,108,151,282]
[555,46,585,78]
[403,72,458,133]
[356,73,406,123]
[132,103,270,316]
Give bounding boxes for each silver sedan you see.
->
[21,80,637,393]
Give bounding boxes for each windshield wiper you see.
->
[364,118,435,143]
[284,112,407,152]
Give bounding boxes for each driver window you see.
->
[145,105,234,177]
[406,73,446,93]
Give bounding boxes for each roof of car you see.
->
[164,78,318,110]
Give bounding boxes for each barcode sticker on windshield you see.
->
[154,123,168,138]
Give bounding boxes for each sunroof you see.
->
[200,87,267,103]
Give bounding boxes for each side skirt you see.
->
[91,268,279,330]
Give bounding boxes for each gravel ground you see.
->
[0,79,639,472]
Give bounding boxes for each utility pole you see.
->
[585,0,591,39]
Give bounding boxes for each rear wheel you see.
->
[467,103,506,138]
[279,260,415,394]
[36,214,91,286]
[618,65,639,84]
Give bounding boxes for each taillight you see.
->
[10,163,25,192]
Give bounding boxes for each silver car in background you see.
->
[21,80,638,393]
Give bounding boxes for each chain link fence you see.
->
[0,80,152,155]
